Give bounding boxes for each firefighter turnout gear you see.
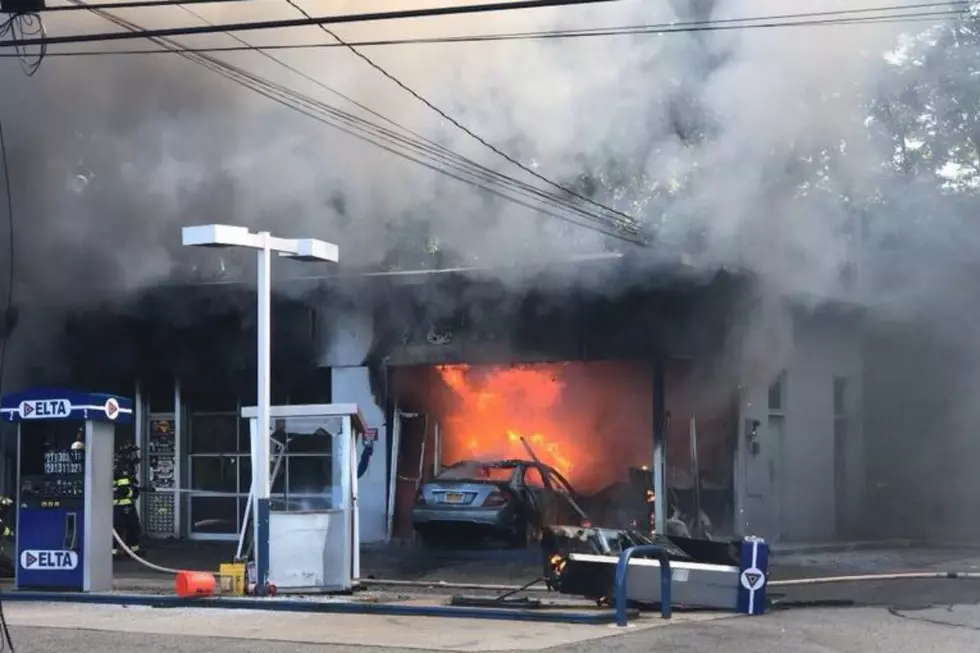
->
[112,475,142,555]
[0,496,13,538]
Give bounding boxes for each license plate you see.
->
[445,493,464,504]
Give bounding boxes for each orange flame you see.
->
[432,362,655,494]
[436,364,580,480]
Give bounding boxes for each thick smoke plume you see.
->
[0,0,936,302]
[2,1,980,537]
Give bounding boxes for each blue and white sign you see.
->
[736,536,769,616]
[19,399,72,420]
[20,549,79,571]
[0,388,133,424]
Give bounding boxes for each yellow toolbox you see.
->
[218,562,246,596]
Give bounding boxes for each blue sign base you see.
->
[736,536,769,615]
[16,507,86,591]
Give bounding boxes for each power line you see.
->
[281,0,637,231]
[1,10,44,74]
[21,0,254,11]
[71,1,644,244]
[0,117,16,405]
[0,5,967,57]
[0,0,618,49]
[172,4,635,236]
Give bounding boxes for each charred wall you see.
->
[363,266,749,372]
[50,284,327,407]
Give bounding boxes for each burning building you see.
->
[339,260,863,545]
[0,257,863,546]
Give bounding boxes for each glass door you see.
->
[188,412,242,540]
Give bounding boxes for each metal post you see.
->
[690,414,703,539]
[652,358,666,535]
[433,422,442,476]
[253,232,272,596]
[614,544,672,626]
[173,378,183,539]
[134,382,144,519]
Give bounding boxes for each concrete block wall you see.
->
[737,310,863,542]
[319,307,390,544]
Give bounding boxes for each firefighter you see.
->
[0,496,13,538]
[112,469,142,556]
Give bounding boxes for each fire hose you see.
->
[769,570,980,586]
[363,569,980,592]
[111,528,185,575]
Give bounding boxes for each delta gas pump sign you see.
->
[19,399,72,420]
[20,550,79,571]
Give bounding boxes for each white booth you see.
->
[240,403,365,592]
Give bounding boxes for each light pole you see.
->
[181,224,338,595]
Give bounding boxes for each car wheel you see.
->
[416,530,442,549]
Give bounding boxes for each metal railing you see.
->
[614,544,672,626]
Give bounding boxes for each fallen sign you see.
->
[540,526,770,624]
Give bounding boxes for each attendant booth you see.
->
[240,403,365,592]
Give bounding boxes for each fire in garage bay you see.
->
[433,362,653,494]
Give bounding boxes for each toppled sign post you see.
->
[540,526,770,625]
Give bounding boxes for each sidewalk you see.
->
[2,601,733,651]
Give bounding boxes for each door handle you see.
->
[63,512,77,550]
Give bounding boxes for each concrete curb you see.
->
[0,590,631,624]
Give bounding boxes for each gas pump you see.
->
[0,388,132,592]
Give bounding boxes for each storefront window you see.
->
[190,496,239,534]
[188,413,242,537]
[190,414,238,454]
[190,456,239,493]
[238,456,285,495]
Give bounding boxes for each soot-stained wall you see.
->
[52,284,325,406]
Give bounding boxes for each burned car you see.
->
[412,459,583,548]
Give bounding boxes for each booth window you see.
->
[274,417,337,512]
[188,412,338,537]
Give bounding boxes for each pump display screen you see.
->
[43,451,83,475]
[20,422,85,501]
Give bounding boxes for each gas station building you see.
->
[0,265,866,546]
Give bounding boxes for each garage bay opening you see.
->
[389,360,737,549]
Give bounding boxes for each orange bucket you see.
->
[175,571,216,598]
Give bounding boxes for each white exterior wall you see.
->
[320,307,389,544]
[737,312,863,542]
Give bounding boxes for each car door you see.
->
[520,464,551,528]
[544,468,583,525]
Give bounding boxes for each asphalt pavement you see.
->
[10,543,980,652]
[10,602,980,653]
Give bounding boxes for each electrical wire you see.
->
[72,2,643,243]
[0,4,967,57]
[0,11,46,75]
[37,0,254,10]
[172,4,637,239]
[0,118,17,653]
[281,0,637,232]
[42,0,969,243]
[0,120,14,420]
[0,0,618,49]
